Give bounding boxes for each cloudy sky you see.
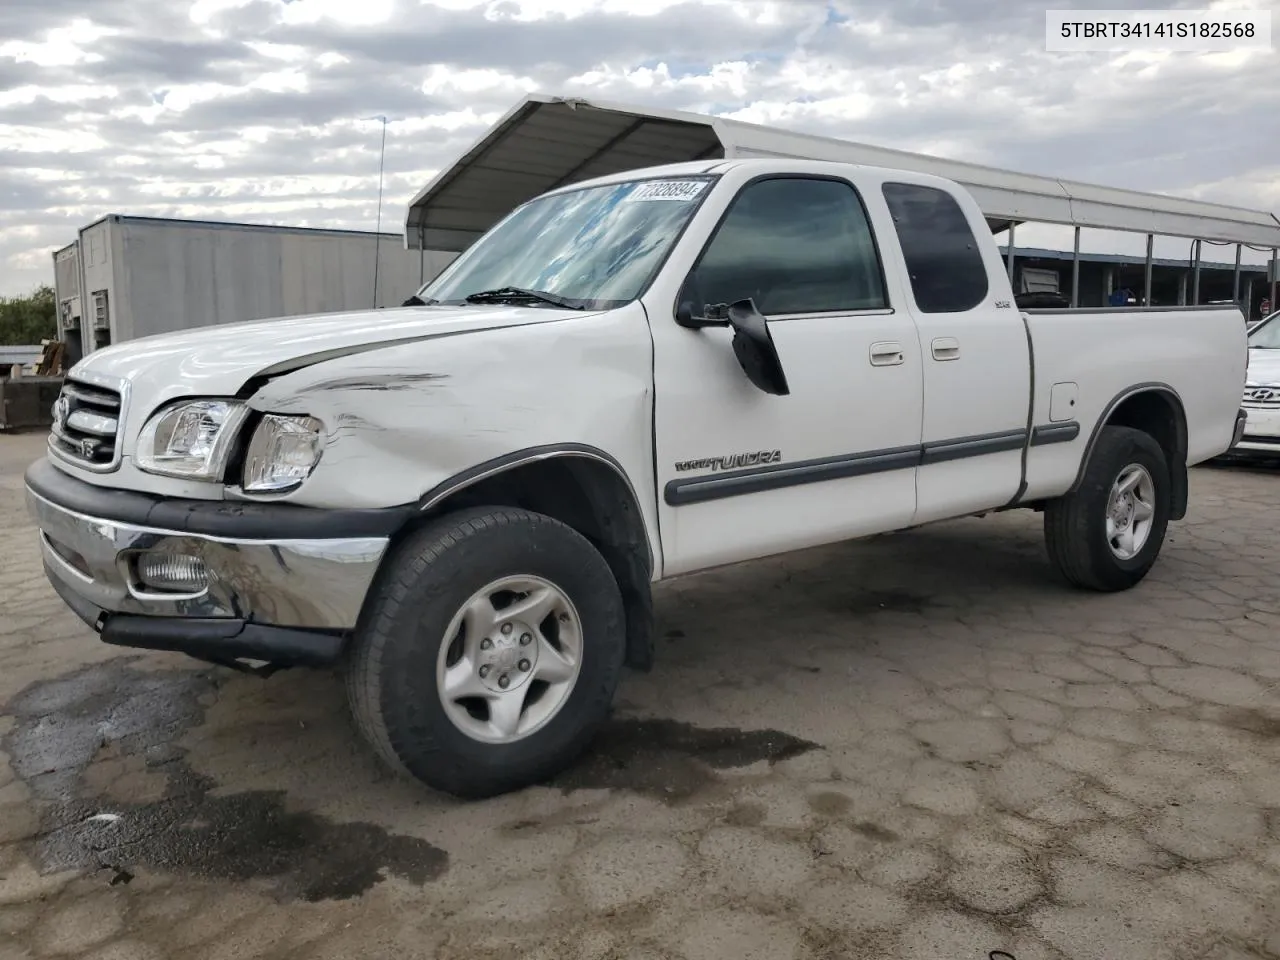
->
[1,0,1277,298]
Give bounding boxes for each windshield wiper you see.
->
[463,286,586,309]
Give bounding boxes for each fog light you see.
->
[134,553,208,594]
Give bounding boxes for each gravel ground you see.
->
[2,429,1279,960]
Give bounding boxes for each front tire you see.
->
[1044,425,1171,592]
[345,506,626,799]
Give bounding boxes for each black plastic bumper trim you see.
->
[26,456,414,541]
[99,613,346,667]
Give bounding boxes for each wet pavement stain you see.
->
[854,589,929,615]
[723,802,767,826]
[547,717,819,802]
[807,790,854,817]
[849,821,901,843]
[1217,707,1280,739]
[3,659,448,902]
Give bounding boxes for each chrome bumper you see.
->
[25,486,389,633]
[1232,408,1248,448]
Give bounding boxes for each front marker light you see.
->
[242,414,325,493]
[135,400,248,480]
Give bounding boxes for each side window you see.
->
[685,177,887,317]
[881,181,989,313]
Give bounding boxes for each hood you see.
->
[71,303,601,400]
[1247,348,1280,386]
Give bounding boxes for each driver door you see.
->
[648,172,925,577]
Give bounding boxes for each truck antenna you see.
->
[366,114,389,309]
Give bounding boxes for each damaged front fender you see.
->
[241,303,660,542]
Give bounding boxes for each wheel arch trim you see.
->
[415,442,656,573]
[1069,382,1189,516]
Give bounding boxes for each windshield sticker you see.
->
[623,180,708,203]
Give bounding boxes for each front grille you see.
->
[1244,386,1280,409]
[49,377,124,470]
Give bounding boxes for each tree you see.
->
[0,284,57,345]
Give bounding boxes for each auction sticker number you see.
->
[624,180,708,202]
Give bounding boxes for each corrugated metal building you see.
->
[53,215,457,360]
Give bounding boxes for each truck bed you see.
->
[1019,304,1247,502]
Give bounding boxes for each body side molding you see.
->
[664,423,1080,506]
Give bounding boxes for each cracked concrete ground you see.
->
[2,428,1279,960]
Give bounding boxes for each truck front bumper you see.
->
[24,457,414,668]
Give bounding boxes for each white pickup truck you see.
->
[26,158,1249,798]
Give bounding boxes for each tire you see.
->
[344,505,626,799]
[1043,425,1171,592]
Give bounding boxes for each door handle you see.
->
[869,341,904,366]
[931,337,960,361]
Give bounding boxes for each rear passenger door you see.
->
[650,172,924,576]
[879,179,1031,525]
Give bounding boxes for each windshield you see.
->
[416,175,717,310]
[1249,312,1280,348]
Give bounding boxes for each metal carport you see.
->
[403,93,1280,307]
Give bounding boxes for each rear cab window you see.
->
[683,176,889,318]
[881,181,989,313]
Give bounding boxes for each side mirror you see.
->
[727,299,789,396]
[675,300,730,329]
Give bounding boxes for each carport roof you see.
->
[404,93,1280,253]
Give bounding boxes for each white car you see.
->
[25,157,1249,798]
[1234,310,1280,457]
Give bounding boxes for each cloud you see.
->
[1,0,1277,299]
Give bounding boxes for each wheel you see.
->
[345,505,626,799]
[1043,425,1171,592]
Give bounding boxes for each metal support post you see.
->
[1191,239,1201,306]
[1271,248,1278,318]
[1071,227,1081,307]
[1006,223,1016,283]
[1233,244,1242,304]
[1143,234,1153,307]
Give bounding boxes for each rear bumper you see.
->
[24,456,413,667]
[1229,405,1280,458]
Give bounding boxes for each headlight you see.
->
[242,414,325,493]
[135,399,248,480]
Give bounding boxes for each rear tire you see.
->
[345,506,626,799]
[1044,425,1171,592]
